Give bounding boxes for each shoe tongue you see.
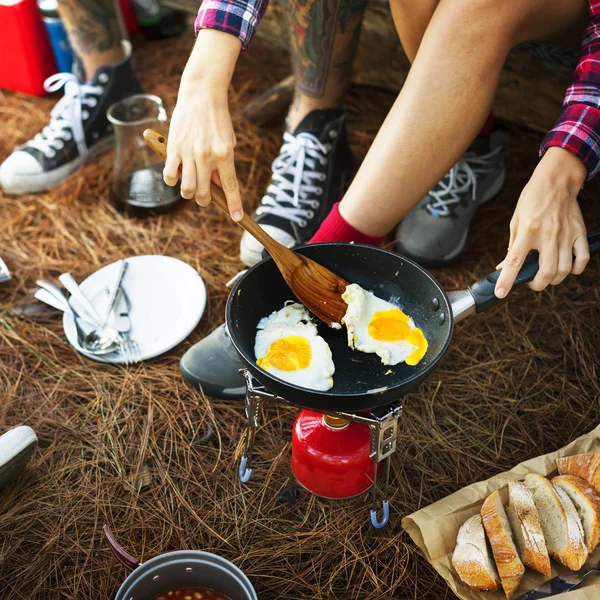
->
[468,136,491,155]
[291,108,344,136]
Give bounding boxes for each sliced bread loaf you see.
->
[506,481,551,575]
[557,453,600,494]
[481,490,525,599]
[524,473,588,571]
[452,514,501,591]
[552,474,600,554]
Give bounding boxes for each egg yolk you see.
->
[256,335,312,371]
[368,309,410,341]
[405,328,428,366]
[368,309,428,365]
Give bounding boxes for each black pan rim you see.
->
[225,242,455,399]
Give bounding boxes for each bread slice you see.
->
[552,474,600,553]
[524,473,588,571]
[481,491,525,599]
[506,481,551,575]
[452,514,501,591]
[557,453,600,494]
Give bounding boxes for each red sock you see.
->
[309,203,386,246]
[478,113,494,138]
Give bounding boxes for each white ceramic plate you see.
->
[63,255,206,363]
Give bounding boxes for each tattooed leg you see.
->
[283,0,367,130]
[57,0,124,79]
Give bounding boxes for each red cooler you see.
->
[0,0,58,96]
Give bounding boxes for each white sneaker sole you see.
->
[0,426,38,489]
[0,136,113,195]
[239,235,265,268]
[239,226,296,267]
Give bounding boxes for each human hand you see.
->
[163,30,243,220]
[494,147,589,298]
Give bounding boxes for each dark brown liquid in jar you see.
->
[151,588,232,600]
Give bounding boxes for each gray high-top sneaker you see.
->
[180,324,245,399]
[395,131,509,266]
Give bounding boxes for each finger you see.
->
[211,171,222,186]
[218,160,243,221]
[550,235,574,286]
[232,131,237,148]
[494,237,531,298]
[572,234,590,275]
[179,159,196,200]
[163,152,181,187]
[194,163,212,207]
[496,222,519,270]
[528,239,558,292]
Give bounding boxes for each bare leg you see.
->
[338,0,588,236]
[389,0,439,62]
[57,0,125,80]
[282,0,367,130]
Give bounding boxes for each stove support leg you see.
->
[370,454,391,529]
[238,392,261,484]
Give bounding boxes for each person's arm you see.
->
[493,6,600,297]
[163,0,270,220]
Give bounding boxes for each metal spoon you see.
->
[36,279,121,355]
[58,273,122,354]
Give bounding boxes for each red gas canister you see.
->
[291,410,377,499]
[0,0,58,96]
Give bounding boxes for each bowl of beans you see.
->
[104,525,257,600]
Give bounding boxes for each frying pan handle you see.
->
[469,232,600,314]
[103,524,142,572]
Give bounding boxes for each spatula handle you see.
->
[143,129,289,261]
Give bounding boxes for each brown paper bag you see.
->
[402,424,600,600]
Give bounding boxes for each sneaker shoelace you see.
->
[26,73,104,159]
[255,131,331,228]
[426,145,503,217]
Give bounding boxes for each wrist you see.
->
[180,29,241,91]
[539,147,587,194]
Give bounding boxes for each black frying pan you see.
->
[226,234,599,412]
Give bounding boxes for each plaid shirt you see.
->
[197,0,600,178]
[541,1,600,179]
[195,0,269,52]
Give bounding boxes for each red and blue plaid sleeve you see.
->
[195,0,270,52]
[541,1,600,179]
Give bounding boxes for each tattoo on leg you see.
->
[334,17,362,87]
[283,0,367,98]
[58,0,121,56]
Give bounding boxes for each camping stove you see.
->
[237,370,402,528]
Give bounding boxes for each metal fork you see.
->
[121,338,141,364]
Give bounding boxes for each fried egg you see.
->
[341,283,428,366]
[255,303,335,391]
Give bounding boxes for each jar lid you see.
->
[38,0,59,18]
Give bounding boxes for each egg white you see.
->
[255,303,335,391]
[342,283,420,366]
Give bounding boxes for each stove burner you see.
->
[237,370,402,528]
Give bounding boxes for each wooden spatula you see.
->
[143,129,349,326]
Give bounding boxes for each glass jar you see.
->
[107,94,181,215]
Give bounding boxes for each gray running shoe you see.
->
[0,426,38,490]
[395,130,508,266]
[180,324,245,399]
